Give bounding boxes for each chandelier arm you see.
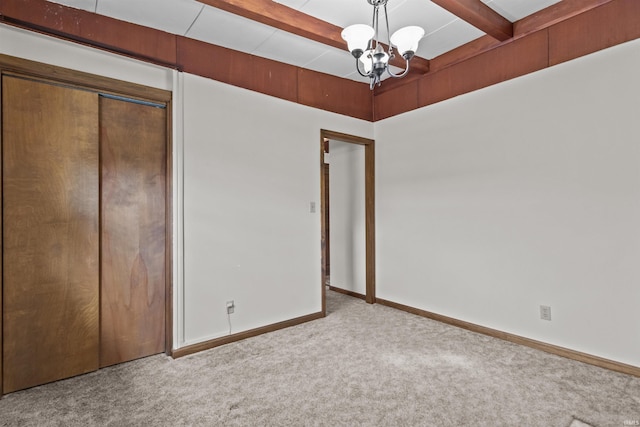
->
[355,58,372,78]
[386,58,411,79]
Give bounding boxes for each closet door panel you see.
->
[2,76,100,393]
[100,96,166,367]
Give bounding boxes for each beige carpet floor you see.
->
[0,290,638,426]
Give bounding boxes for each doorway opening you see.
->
[320,129,375,315]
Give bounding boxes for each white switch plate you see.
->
[540,305,551,321]
[310,202,316,213]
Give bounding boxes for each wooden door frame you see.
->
[320,129,375,315]
[0,54,174,396]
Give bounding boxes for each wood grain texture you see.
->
[373,79,419,121]
[2,76,100,393]
[376,298,640,378]
[548,0,640,66]
[100,96,166,368]
[299,70,373,121]
[428,35,502,73]
[419,29,548,107]
[364,141,375,304]
[432,0,513,41]
[177,36,298,103]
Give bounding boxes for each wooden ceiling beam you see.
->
[197,0,429,74]
[431,0,513,41]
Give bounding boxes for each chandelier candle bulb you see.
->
[341,24,375,58]
[341,0,424,89]
[391,26,425,59]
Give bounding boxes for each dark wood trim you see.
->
[321,130,374,147]
[0,54,171,104]
[165,101,174,357]
[0,71,3,397]
[364,140,375,304]
[320,130,376,306]
[376,298,640,378]
[172,311,324,358]
[320,133,328,317]
[0,55,174,393]
[431,0,513,41]
[328,286,366,301]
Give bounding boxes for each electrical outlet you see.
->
[226,300,235,314]
[540,305,551,321]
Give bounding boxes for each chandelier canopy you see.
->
[341,0,425,90]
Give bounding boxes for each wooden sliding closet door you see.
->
[2,76,100,393]
[100,96,166,368]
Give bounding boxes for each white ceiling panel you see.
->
[252,30,332,67]
[297,0,374,28]
[186,6,277,53]
[48,0,96,12]
[417,19,484,59]
[388,0,458,33]
[95,0,203,35]
[482,0,562,22]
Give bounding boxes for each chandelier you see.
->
[341,0,425,90]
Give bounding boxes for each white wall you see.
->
[328,140,366,295]
[0,24,373,349]
[180,75,371,345]
[374,38,640,367]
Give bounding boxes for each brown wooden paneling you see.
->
[251,55,299,102]
[0,0,177,66]
[2,76,100,393]
[299,70,373,121]
[419,30,549,108]
[548,0,640,66]
[100,96,167,368]
[374,79,419,121]
[177,36,298,103]
[429,35,502,72]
